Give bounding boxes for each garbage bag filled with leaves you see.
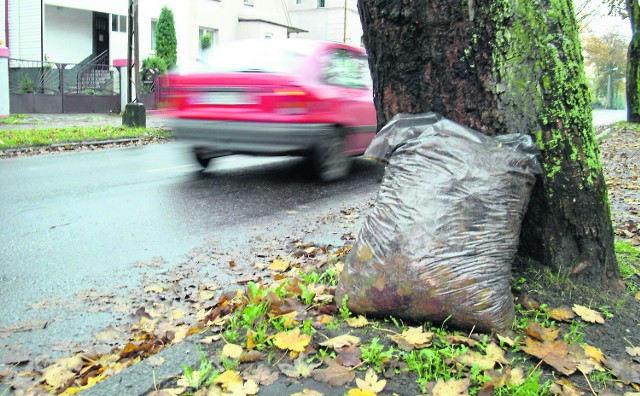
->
[336,113,542,332]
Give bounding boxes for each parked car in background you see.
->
[160,39,377,182]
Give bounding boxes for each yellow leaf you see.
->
[273,328,311,352]
[168,309,186,321]
[269,260,290,272]
[246,331,257,350]
[199,335,221,344]
[139,317,158,333]
[57,355,84,372]
[572,304,605,324]
[432,378,470,396]
[583,345,605,363]
[347,389,376,396]
[345,315,369,328]
[496,334,515,347]
[548,306,576,322]
[213,370,243,389]
[290,390,324,396]
[198,290,216,301]
[319,334,361,350]
[43,365,75,390]
[635,291,640,301]
[508,367,525,386]
[315,314,334,325]
[389,327,432,351]
[171,325,189,344]
[627,346,640,357]
[222,343,244,359]
[355,368,386,394]
[144,284,164,293]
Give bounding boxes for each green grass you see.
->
[0,125,172,149]
[0,114,28,125]
[615,241,640,293]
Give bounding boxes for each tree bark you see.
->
[358,0,622,290]
[628,0,640,122]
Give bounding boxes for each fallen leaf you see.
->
[635,291,640,301]
[319,334,361,350]
[604,358,640,385]
[311,358,355,386]
[549,378,583,396]
[269,260,290,272]
[432,378,470,396]
[239,350,265,363]
[94,325,122,342]
[355,368,386,393]
[199,335,221,344]
[167,309,186,321]
[347,390,376,396]
[627,347,640,357]
[521,339,578,375]
[496,334,515,347]
[198,290,216,301]
[336,346,362,367]
[455,343,508,370]
[345,316,369,328]
[43,365,75,390]
[242,364,279,385]
[144,284,164,293]
[524,322,559,341]
[583,345,605,364]
[279,355,320,378]
[572,304,605,324]
[273,328,311,352]
[213,370,243,390]
[222,344,244,359]
[389,327,433,352]
[548,306,576,322]
[444,335,477,347]
[290,390,324,396]
[57,355,84,372]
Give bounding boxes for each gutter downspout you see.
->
[4,0,8,47]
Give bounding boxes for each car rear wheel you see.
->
[313,130,351,182]
[194,152,211,169]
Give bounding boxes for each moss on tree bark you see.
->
[627,0,640,122]
[358,0,623,290]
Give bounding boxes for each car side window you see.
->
[324,49,371,90]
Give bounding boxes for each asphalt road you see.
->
[0,143,383,357]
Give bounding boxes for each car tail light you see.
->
[270,87,310,115]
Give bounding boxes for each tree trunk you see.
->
[358,0,622,290]
[628,0,640,122]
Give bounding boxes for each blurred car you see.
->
[160,39,377,182]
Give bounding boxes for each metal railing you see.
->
[9,57,120,96]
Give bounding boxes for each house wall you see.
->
[44,5,92,64]
[287,0,362,46]
[44,0,125,15]
[1,0,6,44]
[8,0,42,61]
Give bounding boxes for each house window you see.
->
[151,19,158,51]
[199,28,218,53]
[111,14,126,33]
[244,0,253,5]
[317,0,325,7]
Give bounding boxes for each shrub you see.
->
[18,74,36,94]
[200,33,212,52]
[156,6,177,69]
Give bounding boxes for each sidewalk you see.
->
[0,112,168,131]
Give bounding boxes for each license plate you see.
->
[194,91,253,105]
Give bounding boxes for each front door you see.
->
[93,12,109,63]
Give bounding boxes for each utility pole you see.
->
[343,0,347,43]
[123,0,145,127]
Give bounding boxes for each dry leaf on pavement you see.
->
[604,358,640,385]
[548,306,576,322]
[311,357,355,386]
[319,334,361,350]
[347,389,376,396]
[572,304,605,324]
[345,316,369,328]
[290,390,324,396]
[269,260,290,272]
[242,364,279,386]
[212,370,243,391]
[42,365,75,390]
[627,347,640,357]
[336,346,362,367]
[273,328,311,352]
[388,327,433,351]
[144,284,164,293]
[278,355,321,378]
[355,368,386,394]
[521,339,578,376]
[222,343,244,359]
[432,378,470,396]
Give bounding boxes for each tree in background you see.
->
[200,33,212,52]
[358,0,622,290]
[583,33,628,108]
[156,6,177,69]
[627,0,640,121]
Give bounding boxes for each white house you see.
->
[2,0,304,67]
[286,0,362,47]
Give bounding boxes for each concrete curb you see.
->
[0,137,173,156]
[596,128,613,142]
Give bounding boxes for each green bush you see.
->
[142,56,168,74]
[156,6,177,69]
[18,74,35,94]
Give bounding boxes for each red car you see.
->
[161,39,377,181]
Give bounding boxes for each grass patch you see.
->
[615,240,640,293]
[612,121,640,131]
[0,114,27,125]
[0,125,172,149]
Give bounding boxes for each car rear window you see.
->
[201,40,318,74]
